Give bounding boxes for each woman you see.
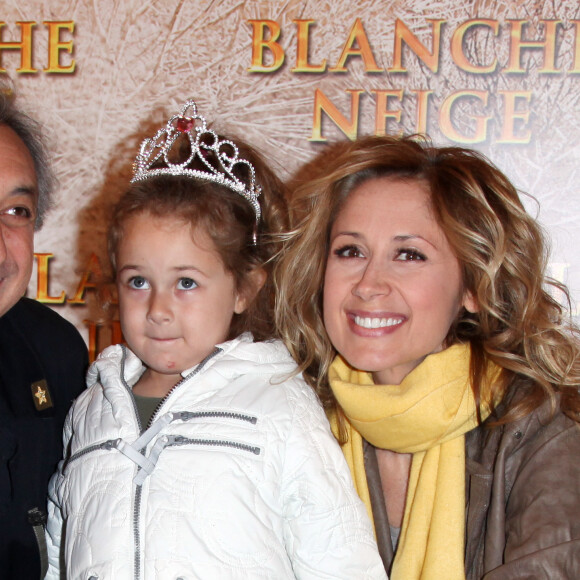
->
[275,135,580,579]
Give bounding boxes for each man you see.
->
[0,88,88,579]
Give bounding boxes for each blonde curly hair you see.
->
[275,135,580,426]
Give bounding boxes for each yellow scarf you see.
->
[328,344,498,580]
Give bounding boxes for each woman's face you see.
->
[323,176,476,385]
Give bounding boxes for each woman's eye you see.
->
[333,244,363,259]
[395,248,426,262]
[177,277,197,290]
[128,276,150,290]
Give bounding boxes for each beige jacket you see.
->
[366,393,580,579]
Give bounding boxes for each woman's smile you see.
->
[349,312,406,332]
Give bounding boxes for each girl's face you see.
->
[116,213,248,384]
[323,177,477,385]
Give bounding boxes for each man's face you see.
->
[0,125,38,317]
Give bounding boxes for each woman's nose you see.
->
[352,260,392,301]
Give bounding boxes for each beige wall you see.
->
[2,0,579,358]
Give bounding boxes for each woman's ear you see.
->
[462,290,479,313]
[234,267,267,314]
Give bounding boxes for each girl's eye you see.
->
[395,248,426,262]
[333,244,364,259]
[128,276,150,290]
[177,277,197,290]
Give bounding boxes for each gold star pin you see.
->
[34,386,47,405]
[31,379,53,411]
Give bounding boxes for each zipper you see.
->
[63,439,120,472]
[133,484,143,580]
[130,346,221,580]
[117,345,145,580]
[166,434,261,455]
[177,410,258,425]
[120,345,144,433]
[146,347,222,429]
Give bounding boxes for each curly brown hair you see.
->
[275,135,580,426]
[109,134,288,342]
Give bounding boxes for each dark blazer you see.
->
[366,390,580,579]
[0,298,87,579]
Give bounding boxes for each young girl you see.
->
[45,100,385,579]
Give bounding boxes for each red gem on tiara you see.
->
[176,117,194,133]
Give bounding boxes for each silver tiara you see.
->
[132,98,262,224]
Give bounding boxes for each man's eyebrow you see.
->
[10,186,37,198]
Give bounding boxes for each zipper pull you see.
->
[103,439,120,450]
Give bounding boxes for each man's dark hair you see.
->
[0,84,54,229]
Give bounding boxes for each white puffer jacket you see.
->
[46,335,386,580]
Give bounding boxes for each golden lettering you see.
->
[389,19,444,73]
[372,90,404,136]
[570,20,580,73]
[329,19,382,73]
[497,90,532,144]
[451,20,499,73]
[44,21,75,73]
[439,90,492,144]
[0,22,36,73]
[504,20,561,74]
[84,319,124,363]
[34,253,66,303]
[412,89,433,135]
[247,20,284,72]
[309,88,363,141]
[67,253,103,305]
[292,20,326,73]
[85,319,98,363]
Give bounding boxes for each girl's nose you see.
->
[146,289,173,324]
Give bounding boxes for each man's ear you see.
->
[234,267,267,314]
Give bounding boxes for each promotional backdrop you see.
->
[2,0,580,359]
